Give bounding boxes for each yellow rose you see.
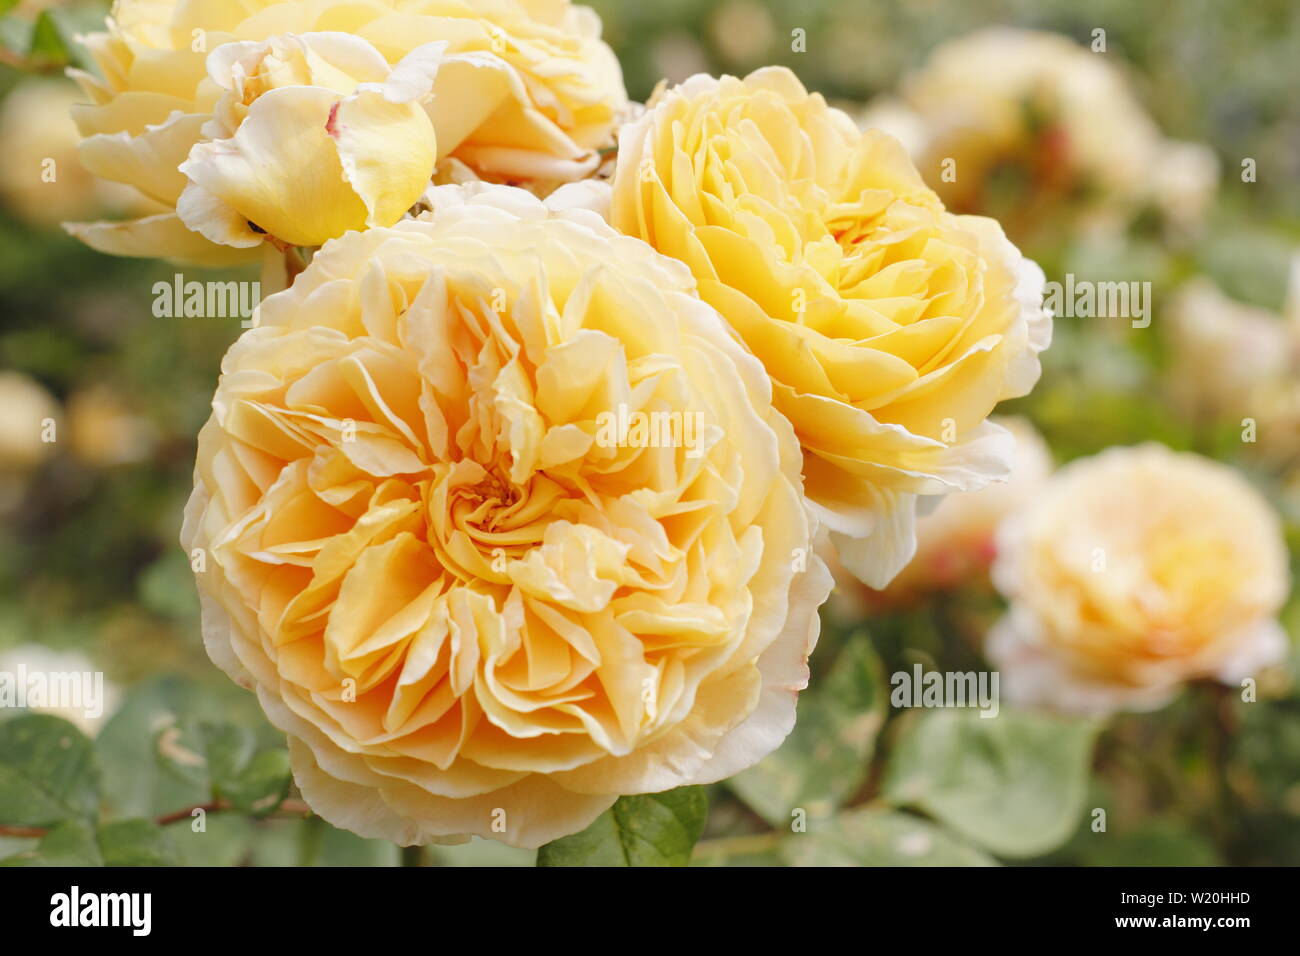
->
[1168,263,1300,464]
[989,444,1291,714]
[181,183,831,848]
[1167,278,1292,420]
[66,0,626,262]
[65,385,157,467]
[896,28,1217,233]
[176,33,441,248]
[0,371,58,471]
[609,67,1050,588]
[0,80,147,229]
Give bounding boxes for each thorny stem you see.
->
[0,798,314,839]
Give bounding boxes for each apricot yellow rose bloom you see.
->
[989,444,1291,715]
[181,183,832,848]
[67,0,626,262]
[609,67,1051,588]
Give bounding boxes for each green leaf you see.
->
[537,787,708,867]
[0,820,102,867]
[96,677,272,819]
[428,838,536,867]
[0,714,99,827]
[220,747,291,816]
[97,819,179,866]
[96,680,210,818]
[783,808,997,866]
[138,551,201,623]
[883,708,1100,858]
[28,10,70,65]
[155,720,255,793]
[729,636,885,825]
[0,1,24,18]
[167,814,256,867]
[249,818,399,867]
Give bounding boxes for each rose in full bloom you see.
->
[609,67,1051,588]
[67,0,627,262]
[181,183,831,847]
[989,444,1291,715]
[894,28,1217,235]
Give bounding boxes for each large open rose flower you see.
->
[609,67,1050,588]
[67,0,626,262]
[181,183,831,847]
[989,444,1291,715]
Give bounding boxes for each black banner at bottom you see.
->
[0,865,1283,942]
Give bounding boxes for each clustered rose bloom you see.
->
[891,28,1218,232]
[609,67,1051,588]
[66,0,626,263]
[181,184,832,847]
[989,444,1291,715]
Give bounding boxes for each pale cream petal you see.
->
[179,86,368,246]
[63,212,260,266]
